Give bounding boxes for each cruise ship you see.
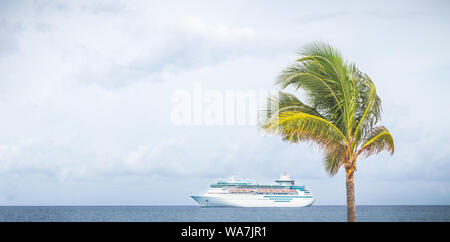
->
[191,174,314,207]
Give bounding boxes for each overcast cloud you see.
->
[0,0,449,205]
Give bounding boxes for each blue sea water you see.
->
[0,205,449,222]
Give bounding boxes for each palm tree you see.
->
[260,42,394,222]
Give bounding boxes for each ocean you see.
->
[0,205,449,222]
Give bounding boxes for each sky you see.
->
[0,0,450,205]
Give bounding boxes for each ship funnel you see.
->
[275,173,295,185]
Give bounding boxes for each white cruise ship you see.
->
[191,174,314,207]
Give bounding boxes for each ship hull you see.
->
[191,195,314,207]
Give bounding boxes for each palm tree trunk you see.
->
[345,174,357,222]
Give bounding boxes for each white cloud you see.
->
[181,17,255,41]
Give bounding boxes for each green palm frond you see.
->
[264,111,347,150]
[323,148,344,176]
[262,91,323,120]
[352,71,382,147]
[260,92,323,143]
[358,126,394,158]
